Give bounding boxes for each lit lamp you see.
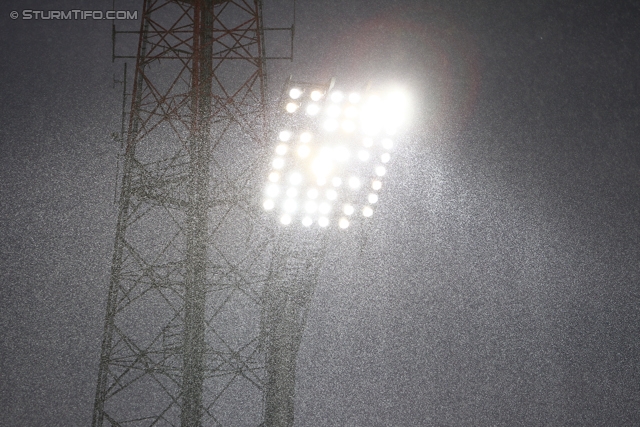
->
[263,80,409,230]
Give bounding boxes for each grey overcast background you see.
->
[1,0,640,425]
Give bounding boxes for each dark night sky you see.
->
[1,0,640,426]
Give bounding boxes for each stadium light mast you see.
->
[93,0,409,425]
[261,78,410,426]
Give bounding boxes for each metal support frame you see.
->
[262,230,327,427]
[93,1,273,425]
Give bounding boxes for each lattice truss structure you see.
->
[93,1,277,425]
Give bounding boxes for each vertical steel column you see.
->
[181,1,212,425]
[263,230,327,427]
[93,1,271,425]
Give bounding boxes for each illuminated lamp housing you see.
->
[263,79,409,229]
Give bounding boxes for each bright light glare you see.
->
[344,105,358,118]
[310,90,323,101]
[311,152,333,177]
[289,172,302,185]
[297,145,310,158]
[267,84,409,228]
[279,130,292,141]
[265,184,279,197]
[268,172,280,182]
[318,202,331,215]
[289,88,302,99]
[330,91,343,103]
[341,120,356,133]
[361,122,381,135]
[327,105,341,117]
[300,132,312,143]
[283,199,297,213]
[386,89,410,128]
[334,146,349,162]
[280,214,292,225]
[306,103,320,116]
[348,177,361,189]
[359,88,411,135]
[358,150,369,161]
[323,119,338,132]
[360,95,383,135]
[272,157,284,169]
[305,201,318,213]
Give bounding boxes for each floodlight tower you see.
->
[93,0,409,424]
[260,79,408,425]
[93,0,275,425]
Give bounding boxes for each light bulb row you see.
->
[285,88,399,137]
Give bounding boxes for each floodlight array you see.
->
[263,81,406,230]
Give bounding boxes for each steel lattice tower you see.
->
[91,1,317,425]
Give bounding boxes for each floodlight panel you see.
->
[264,81,408,229]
